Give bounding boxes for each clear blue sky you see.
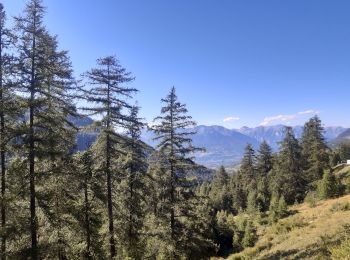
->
[3,0,350,128]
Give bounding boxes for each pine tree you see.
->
[240,144,256,189]
[209,166,231,212]
[14,1,78,257]
[277,195,288,218]
[150,87,204,258]
[271,127,306,204]
[230,144,256,213]
[214,166,229,186]
[117,105,147,259]
[256,141,273,175]
[318,170,339,200]
[74,150,105,259]
[0,4,17,258]
[32,29,79,259]
[268,192,279,223]
[242,220,257,248]
[301,116,329,184]
[230,173,246,213]
[338,144,350,163]
[268,193,288,222]
[246,190,258,214]
[256,141,273,211]
[256,176,270,212]
[81,55,136,258]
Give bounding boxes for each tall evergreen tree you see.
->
[14,1,77,257]
[240,144,256,189]
[256,141,273,175]
[81,55,136,258]
[209,166,231,212]
[255,141,273,211]
[230,173,247,213]
[270,127,306,204]
[301,116,329,184]
[74,150,105,259]
[338,144,350,163]
[117,105,147,258]
[318,170,339,200]
[0,4,17,258]
[150,87,204,258]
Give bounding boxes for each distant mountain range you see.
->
[331,128,350,146]
[73,117,349,169]
[141,125,347,168]
[237,125,346,151]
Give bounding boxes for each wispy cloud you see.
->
[298,109,320,115]
[260,110,319,126]
[223,116,240,122]
[260,114,296,126]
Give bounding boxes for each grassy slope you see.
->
[221,166,350,260]
[226,195,350,259]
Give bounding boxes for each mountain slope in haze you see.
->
[238,125,346,151]
[69,116,99,151]
[141,125,259,168]
[192,125,259,168]
[73,118,348,169]
[332,128,350,146]
[190,125,346,168]
[187,125,346,168]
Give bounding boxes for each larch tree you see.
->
[256,141,273,211]
[0,3,18,258]
[209,166,231,212]
[14,0,78,257]
[270,127,306,204]
[14,1,47,257]
[81,55,136,258]
[256,141,273,175]
[117,105,147,258]
[74,149,105,259]
[150,87,204,258]
[301,116,329,185]
[240,144,256,189]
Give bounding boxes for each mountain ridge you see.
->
[140,124,348,168]
[73,117,349,169]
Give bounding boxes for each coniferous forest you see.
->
[0,0,350,259]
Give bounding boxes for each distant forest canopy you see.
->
[0,0,350,260]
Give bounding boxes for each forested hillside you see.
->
[0,1,349,260]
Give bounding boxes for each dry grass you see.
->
[334,165,350,178]
[225,194,350,260]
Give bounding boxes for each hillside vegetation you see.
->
[224,194,350,259]
[210,166,350,260]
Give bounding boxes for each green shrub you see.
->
[242,220,257,248]
[317,171,340,199]
[272,216,307,235]
[304,191,318,207]
[269,193,290,223]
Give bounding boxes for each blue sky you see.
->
[3,0,350,128]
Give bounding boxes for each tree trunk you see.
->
[128,166,134,252]
[106,63,116,259]
[0,22,6,259]
[29,14,38,260]
[84,172,91,258]
[106,134,115,259]
[169,92,175,259]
